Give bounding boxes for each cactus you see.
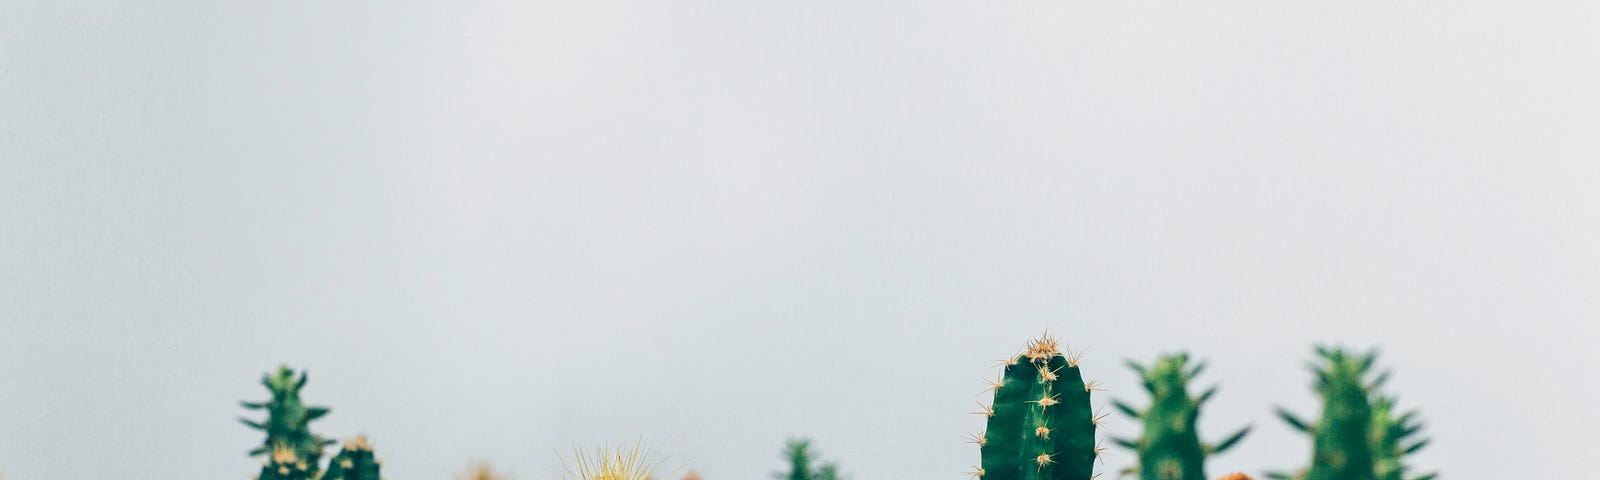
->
[558,443,659,480]
[776,438,843,480]
[1370,395,1434,480]
[1271,347,1382,480]
[973,333,1101,480]
[240,365,335,473]
[458,462,509,480]
[1112,353,1251,480]
[258,447,316,480]
[323,436,382,480]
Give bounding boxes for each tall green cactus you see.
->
[1371,395,1434,480]
[240,365,335,475]
[1112,353,1250,480]
[324,436,382,480]
[973,334,1100,480]
[1271,347,1381,480]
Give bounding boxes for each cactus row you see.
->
[237,335,1432,480]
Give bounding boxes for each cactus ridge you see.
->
[977,334,1099,480]
[1113,353,1250,480]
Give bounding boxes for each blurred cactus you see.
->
[559,443,659,480]
[1271,347,1381,480]
[258,447,315,480]
[323,436,381,480]
[460,462,509,480]
[679,471,703,480]
[1113,353,1250,480]
[1371,395,1435,480]
[1217,474,1253,480]
[240,365,335,474]
[973,333,1100,480]
[776,438,843,480]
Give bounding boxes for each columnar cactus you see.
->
[973,333,1101,480]
[240,365,335,473]
[1371,396,1434,480]
[324,436,382,480]
[1112,353,1250,480]
[1271,347,1381,480]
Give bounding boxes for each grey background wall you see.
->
[3,1,1597,479]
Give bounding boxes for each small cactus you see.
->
[240,365,335,475]
[558,443,660,480]
[1272,347,1381,480]
[776,438,843,480]
[973,333,1101,480]
[1113,353,1251,480]
[458,462,508,480]
[323,436,381,480]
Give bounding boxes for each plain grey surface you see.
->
[3,1,1597,479]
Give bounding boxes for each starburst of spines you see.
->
[557,442,661,480]
[974,332,1103,480]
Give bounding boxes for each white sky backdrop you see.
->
[3,1,1598,479]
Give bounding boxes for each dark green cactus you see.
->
[324,436,382,480]
[1371,395,1434,480]
[776,438,843,480]
[1272,347,1382,480]
[974,334,1100,480]
[257,447,315,480]
[1112,353,1250,480]
[240,365,335,475]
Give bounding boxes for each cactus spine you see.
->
[324,436,382,480]
[1272,347,1382,480]
[1113,353,1250,480]
[974,334,1100,480]
[241,365,335,475]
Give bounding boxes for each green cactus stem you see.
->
[1272,347,1381,480]
[240,365,335,474]
[974,333,1101,480]
[1112,353,1250,480]
[324,436,382,480]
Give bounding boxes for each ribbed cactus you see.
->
[1112,353,1250,480]
[258,447,316,480]
[324,436,382,480]
[1371,395,1434,480]
[1271,347,1381,480]
[973,334,1101,480]
[240,365,335,473]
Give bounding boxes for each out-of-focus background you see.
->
[3,1,1596,479]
